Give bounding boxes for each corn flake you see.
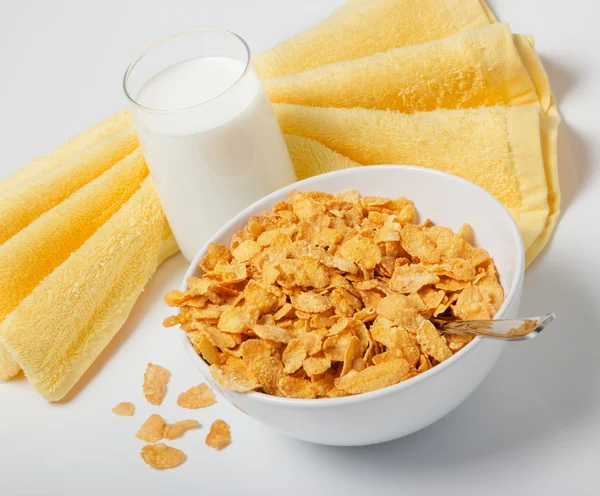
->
[164,420,200,440]
[112,402,135,416]
[334,359,410,394]
[141,443,186,469]
[143,364,170,406]
[416,320,453,363]
[136,414,165,443]
[177,383,216,409]
[206,419,231,450]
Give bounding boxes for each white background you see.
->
[0,0,598,494]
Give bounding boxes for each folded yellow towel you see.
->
[284,134,360,180]
[275,103,557,266]
[0,126,139,245]
[266,24,540,113]
[0,148,148,380]
[253,0,493,78]
[0,109,133,194]
[513,35,556,116]
[0,178,177,400]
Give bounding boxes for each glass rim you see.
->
[122,28,252,114]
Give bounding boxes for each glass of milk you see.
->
[123,29,297,261]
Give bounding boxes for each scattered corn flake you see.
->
[143,364,170,406]
[112,402,135,416]
[164,420,200,440]
[141,443,186,469]
[136,414,165,443]
[206,419,231,450]
[177,383,216,409]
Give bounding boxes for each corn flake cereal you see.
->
[111,402,135,416]
[164,420,200,440]
[206,419,231,450]
[165,191,503,398]
[141,443,186,469]
[143,364,170,406]
[136,414,165,443]
[177,383,216,409]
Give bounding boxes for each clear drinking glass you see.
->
[123,29,297,261]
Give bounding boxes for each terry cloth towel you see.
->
[266,24,543,114]
[253,0,493,78]
[0,126,139,244]
[284,134,360,180]
[0,109,133,193]
[274,103,559,266]
[0,178,178,400]
[0,149,148,379]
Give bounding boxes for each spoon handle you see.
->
[439,313,555,341]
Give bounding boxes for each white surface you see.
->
[0,0,597,494]
[181,166,524,446]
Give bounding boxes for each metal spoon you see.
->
[437,313,555,341]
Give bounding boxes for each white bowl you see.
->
[180,166,525,446]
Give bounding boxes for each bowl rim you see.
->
[179,165,525,408]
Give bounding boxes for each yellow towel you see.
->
[0,149,148,380]
[0,178,178,401]
[266,24,540,113]
[0,126,139,245]
[0,109,133,194]
[275,103,557,266]
[284,134,360,180]
[253,0,493,78]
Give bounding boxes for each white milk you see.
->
[131,56,296,260]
